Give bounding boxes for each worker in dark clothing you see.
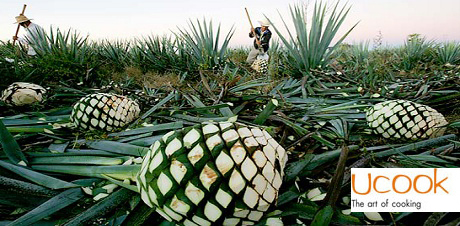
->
[246,18,272,64]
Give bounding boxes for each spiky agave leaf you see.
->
[70,93,141,132]
[1,82,46,106]
[366,100,448,139]
[267,1,358,77]
[136,122,288,225]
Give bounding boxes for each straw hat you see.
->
[258,18,270,27]
[14,15,32,24]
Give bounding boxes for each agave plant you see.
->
[399,34,435,71]
[97,39,131,71]
[434,41,460,65]
[349,41,370,66]
[268,1,358,78]
[133,35,191,73]
[27,27,92,63]
[24,27,99,84]
[175,18,234,70]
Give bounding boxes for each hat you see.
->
[14,15,32,24]
[258,18,270,27]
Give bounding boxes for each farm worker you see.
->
[246,18,272,64]
[12,15,45,56]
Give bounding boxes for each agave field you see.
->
[1,1,460,225]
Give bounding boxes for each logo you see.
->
[351,168,458,212]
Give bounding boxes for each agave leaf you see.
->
[0,119,28,164]
[281,203,361,224]
[0,175,58,200]
[303,145,360,173]
[110,122,183,137]
[424,213,450,226]
[26,149,122,157]
[286,97,349,104]
[395,155,450,164]
[183,94,217,117]
[311,134,336,149]
[0,160,78,189]
[64,188,135,226]
[253,99,279,125]
[71,178,103,187]
[277,190,301,206]
[9,188,84,226]
[120,202,156,226]
[101,174,138,192]
[280,203,317,219]
[30,156,124,165]
[284,154,314,182]
[31,165,141,181]
[311,205,334,226]
[82,140,150,157]
[449,121,460,128]
[2,116,70,126]
[229,78,271,93]
[313,102,368,113]
[138,91,176,121]
[7,126,52,133]
[168,114,235,123]
[48,142,69,153]
[118,133,154,143]
[374,134,457,158]
[127,134,164,147]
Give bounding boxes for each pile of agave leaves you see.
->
[1,2,460,226]
[1,71,459,225]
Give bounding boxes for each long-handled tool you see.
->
[244,8,269,60]
[245,7,260,47]
[13,4,27,46]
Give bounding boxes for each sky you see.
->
[1,0,459,48]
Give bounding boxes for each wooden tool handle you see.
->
[13,4,27,46]
[244,8,261,46]
[21,4,27,14]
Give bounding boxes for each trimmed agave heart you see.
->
[70,93,141,132]
[251,59,268,74]
[1,82,46,106]
[136,121,287,225]
[366,100,448,139]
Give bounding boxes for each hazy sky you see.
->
[1,0,459,47]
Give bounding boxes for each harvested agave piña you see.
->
[29,121,286,224]
[1,82,46,106]
[70,93,141,132]
[251,59,268,74]
[136,121,287,225]
[366,100,448,139]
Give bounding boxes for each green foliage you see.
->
[435,41,460,65]
[2,6,460,225]
[267,38,291,77]
[269,1,358,78]
[98,39,131,72]
[176,18,234,70]
[333,42,396,89]
[0,41,35,87]
[26,27,103,85]
[399,34,435,71]
[133,35,191,73]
